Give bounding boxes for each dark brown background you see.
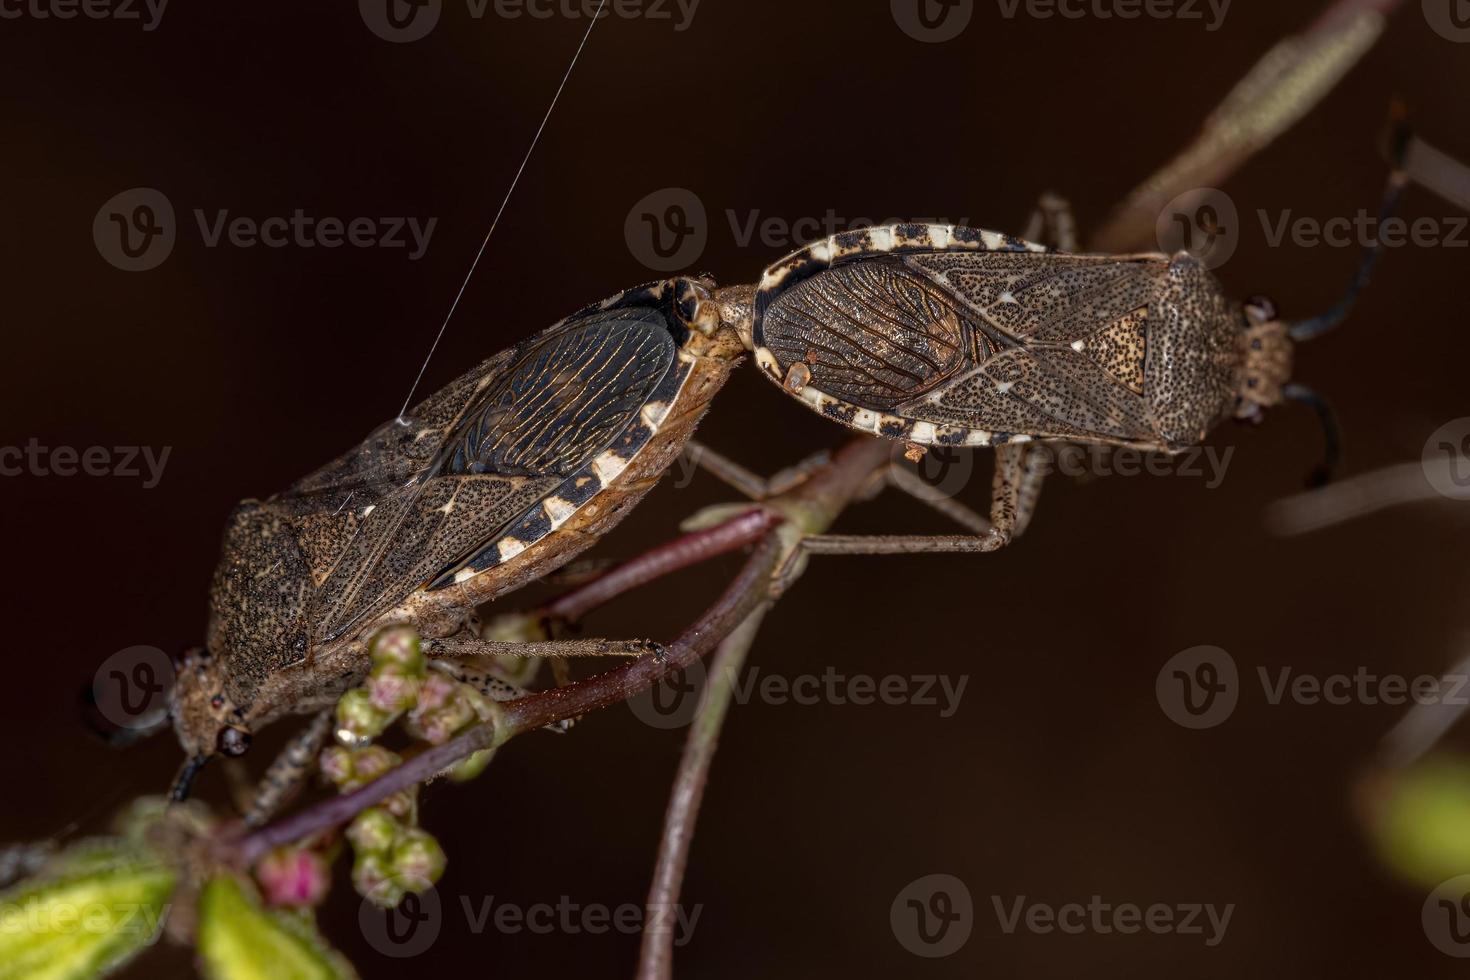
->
[3,1,1469,976]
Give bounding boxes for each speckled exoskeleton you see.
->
[170,191,1387,800]
[168,278,753,800]
[733,196,1386,558]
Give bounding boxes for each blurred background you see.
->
[3,1,1469,975]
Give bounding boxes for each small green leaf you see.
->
[197,876,356,980]
[0,850,174,980]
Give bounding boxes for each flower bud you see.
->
[352,853,404,908]
[449,748,496,783]
[371,627,424,673]
[391,829,447,890]
[367,669,420,714]
[346,808,401,856]
[256,847,331,908]
[318,745,355,786]
[335,687,392,743]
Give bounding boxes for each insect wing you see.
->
[273,307,678,646]
[755,236,1168,446]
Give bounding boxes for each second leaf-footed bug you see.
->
[717,136,1412,561]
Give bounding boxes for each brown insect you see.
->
[168,158,1402,800]
[168,279,749,800]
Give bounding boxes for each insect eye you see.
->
[216,727,252,757]
[1245,294,1278,323]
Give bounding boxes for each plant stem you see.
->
[544,507,783,623]
[636,607,768,980]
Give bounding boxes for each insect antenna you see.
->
[1288,110,1413,343]
[1283,383,1341,488]
[170,756,208,803]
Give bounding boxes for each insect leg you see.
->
[242,710,333,828]
[1022,192,1078,252]
[885,461,993,534]
[795,443,1048,557]
[683,440,832,501]
[422,635,665,660]
[429,661,573,733]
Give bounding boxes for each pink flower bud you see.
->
[256,847,331,908]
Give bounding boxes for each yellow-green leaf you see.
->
[0,852,174,980]
[197,876,356,980]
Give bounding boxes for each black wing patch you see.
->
[444,309,675,476]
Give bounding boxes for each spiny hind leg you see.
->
[422,635,664,660]
[793,443,1049,562]
[430,659,573,734]
[243,711,333,828]
[1022,192,1078,252]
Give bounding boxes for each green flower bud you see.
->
[345,746,401,788]
[381,788,418,822]
[371,627,424,673]
[367,669,420,714]
[407,691,477,746]
[351,853,404,909]
[449,748,496,783]
[346,808,401,856]
[335,687,393,743]
[318,745,355,786]
[391,830,447,890]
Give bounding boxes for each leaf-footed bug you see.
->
[158,63,1410,806]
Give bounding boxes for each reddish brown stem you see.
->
[232,532,785,868]
[543,507,783,623]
